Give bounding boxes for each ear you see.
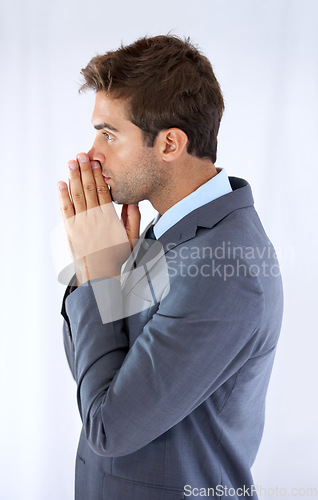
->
[157,129,188,162]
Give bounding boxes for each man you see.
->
[58,35,283,499]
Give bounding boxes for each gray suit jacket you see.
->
[61,177,283,499]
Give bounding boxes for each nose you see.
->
[87,144,106,165]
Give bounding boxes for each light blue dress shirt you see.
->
[153,168,232,239]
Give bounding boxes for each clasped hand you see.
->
[57,153,140,286]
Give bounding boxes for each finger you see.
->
[76,153,99,210]
[121,204,128,226]
[122,203,141,248]
[68,160,87,214]
[57,181,75,220]
[91,161,112,206]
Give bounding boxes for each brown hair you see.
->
[80,35,224,163]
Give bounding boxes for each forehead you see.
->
[92,92,131,129]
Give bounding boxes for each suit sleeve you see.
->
[62,318,76,380]
[64,254,265,458]
[61,275,78,381]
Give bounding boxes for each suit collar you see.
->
[158,176,254,251]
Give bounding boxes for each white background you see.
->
[0,0,317,498]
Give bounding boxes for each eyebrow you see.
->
[93,122,119,133]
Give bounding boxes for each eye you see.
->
[102,131,115,142]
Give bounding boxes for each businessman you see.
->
[58,35,284,499]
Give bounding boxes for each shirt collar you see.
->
[153,168,232,239]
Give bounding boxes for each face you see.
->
[88,92,166,205]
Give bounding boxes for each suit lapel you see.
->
[121,177,254,297]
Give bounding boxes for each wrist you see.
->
[75,256,121,286]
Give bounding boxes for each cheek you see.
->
[115,147,141,168]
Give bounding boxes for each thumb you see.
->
[121,203,141,249]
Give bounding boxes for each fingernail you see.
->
[58,182,67,190]
[68,161,77,170]
[91,161,100,169]
[77,153,88,163]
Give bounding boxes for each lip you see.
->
[103,176,111,182]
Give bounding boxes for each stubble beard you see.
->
[109,150,166,205]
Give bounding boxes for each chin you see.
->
[112,192,139,206]
[110,186,144,205]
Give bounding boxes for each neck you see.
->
[151,159,218,214]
